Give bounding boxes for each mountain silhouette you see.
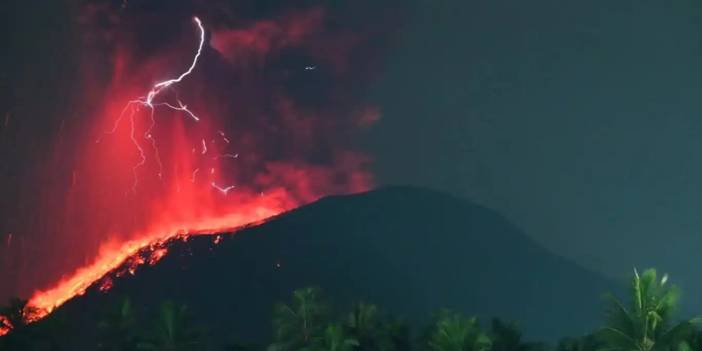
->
[30,186,618,349]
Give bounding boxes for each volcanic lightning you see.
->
[2,5,379,337]
[105,16,206,191]
[0,16,248,334]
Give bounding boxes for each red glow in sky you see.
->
[1,4,383,331]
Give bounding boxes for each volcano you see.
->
[13,186,617,349]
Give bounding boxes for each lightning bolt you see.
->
[103,17,206,192]
[211,182,236,195]
[144,17,204,106]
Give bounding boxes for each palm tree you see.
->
[680,330,702,351]
[138,300,202,351]
[345,302,410,351]
[304,324,359,351]
[489,319,549,351]
[347,303,379,340]
[346,302,396,351]
[97,297,140,350]
[491,319,536,351]
[597,268,699,351]
[425,310,491,351]
[268,287,329,351]
[385,319,412,351]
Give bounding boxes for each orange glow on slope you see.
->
[2,5,381,334]
[0,316,9,336]
[26,189,295,321]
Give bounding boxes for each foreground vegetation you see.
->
[1,268,701,350]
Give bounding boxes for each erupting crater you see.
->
[2,7,377,334]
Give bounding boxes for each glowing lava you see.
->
[3,16,273,328]
[1,6,377,336]
[0,316,9,336]
[25,191,293,323]
[3,16,294,332]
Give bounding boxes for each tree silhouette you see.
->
[304,324,359,351]
[345,302,411,351]
[386,319,412,351]
[490,319,524,351]
[597,268,699,351]
[7,271,702,351]
[97,297,140,351]
[138,300,202,351]
[268,287,329,351]
[425,310,491,351]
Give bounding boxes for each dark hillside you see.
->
[35,186,617,349]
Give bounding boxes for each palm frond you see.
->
[597,326,638,350]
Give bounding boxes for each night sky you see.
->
[3,0,702,308]
[366,0,702,296]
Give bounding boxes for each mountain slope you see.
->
[35,186,617,348]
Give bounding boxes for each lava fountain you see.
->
[0,3,389,333]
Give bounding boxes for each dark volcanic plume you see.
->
[0,0,401,325]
